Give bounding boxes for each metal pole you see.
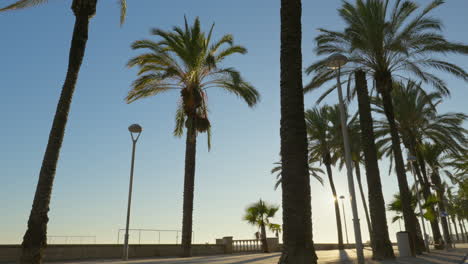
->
[123,139,137,260]
[411,166,430,252]
[341,198,349,245]
[336,67,365,264]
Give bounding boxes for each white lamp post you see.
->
[407,155,430,252]
[326,54,364,264]
[340,195,350,245]
[123,124,142,260]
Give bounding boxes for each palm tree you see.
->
[306,0,468,254]
[243,199,280,253]
[306,105,344,250]
[0,1,127,263]
[271,160,324,190]
[373,80,467,248]
[354,70,394,259]
[279,0,318,263]
[126,17,259,257]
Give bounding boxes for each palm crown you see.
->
[306,0,468,99]
[126,17,259,148]
[0,0,127,25]
[374,81,467,163]
[243,199,279,227]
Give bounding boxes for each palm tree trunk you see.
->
[463,220,468,242]
[354,161,373,247]
[278,0,317,263]
[376,72,422,255]
[412,151,444,249]
[181,118,197,257]
[431,172,452,248]
[324,160,344,250]
[416,165,444,249]
[355,70,394,260]
[458,218,467,243]
[260,222,269,253]
[20,2,95,263]
[451,216,460,242]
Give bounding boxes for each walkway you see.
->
[51,245,468,264]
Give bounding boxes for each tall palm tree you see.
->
[306,0,468,253]
[271,160,324,190]
[126,17,259,257]
[279,0,317,263]
[374,80,467,248]
[354,70,394,259]
[243,199,280,253]
[306,106,344,250]
[1,1,127,263]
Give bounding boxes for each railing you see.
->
[48,236,96,244]
[232,239,261,253]
[116,229,195,245]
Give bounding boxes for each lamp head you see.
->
[326,53,348,69]
[339,195,345,200]
[128,124,142,134]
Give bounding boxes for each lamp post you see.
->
[407,155,430,252]
[123,124,142,260]
[340,195,350,245]
[326,54,364,264]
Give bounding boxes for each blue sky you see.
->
[0,0,467,245]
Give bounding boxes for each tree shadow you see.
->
[102,253,281,264]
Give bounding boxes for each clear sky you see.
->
[1,0,467,245]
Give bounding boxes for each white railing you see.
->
[232,239,261,253]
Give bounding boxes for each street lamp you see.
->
[407,155,430,252]
[339,195,350,245]
[123,124,142,260]
[326,54,364,264]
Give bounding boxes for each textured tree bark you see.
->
[181,118,197,257]
[458,218,467,243]
[412,153,444,249]
[431,172,452,249]
[451,216,460,242]
[324,160,344,250]
[355,70,394,260]
[260,222,269,253]
[376,71,423,254]
[20,2,95,263]
[354,162,373,247]
[278,0,317,263]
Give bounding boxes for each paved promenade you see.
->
[51,245,468,264]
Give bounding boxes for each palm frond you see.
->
[0,0,47,11]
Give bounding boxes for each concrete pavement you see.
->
[48,245,468,264]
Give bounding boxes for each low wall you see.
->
[0,244,225,263]
[274,243,374,252]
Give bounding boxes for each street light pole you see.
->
[408,155,430,252]
[123,124,142,260]
[327,54,364,264]
[340,195,350,245]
